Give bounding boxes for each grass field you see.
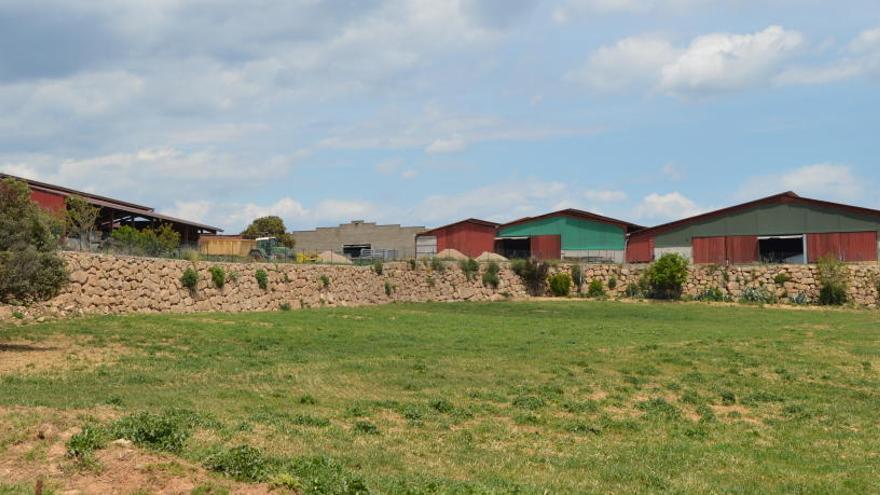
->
[2,301,880,494]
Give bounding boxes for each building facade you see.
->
[292,220,425,259]
[496,209,642,262]
[626,192,880,264]
[415,219,499,258]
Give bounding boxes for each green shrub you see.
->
[482,261,501,289]
[281,456,370,495]
[789,293,810,305]
[209,266,226,289]
[696,287,727,302]
[645,253,689,299]
[180,267,199,291]
[459,258,479,281]
[255,269,269,290]
[298,394,318,405]
[607,277,618,290]
[570,265,584,292]
[429,398,454,413]
[66,424,107,459]
[204,445,269,482]
[279,302,292,311]
[110,223,180,257]
[513,259,550,296]
[773,272,792,285]
[549,273,572,297]
[0,178,68,303]
[817,255,848,306]
[625,282,642,298]
[372,261,384,275]
[384,281,395,297]
[319,274,330,289]
[111,410,194,453]
[587,279,605,298]
[739,286,776,304]
[430,257,445,273]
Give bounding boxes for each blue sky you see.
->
[1,0,878,232]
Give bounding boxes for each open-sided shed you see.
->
[496,209,642,262]
[626,192,880,264]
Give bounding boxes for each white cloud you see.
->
[850,27,880,53]
[739,163,866,202]
[553,0,709,22]
[426,135,468,153]
[566,36,678,92]
[771,26,880,86]
[584,189,627,202]
[634,192,704,221]
[659,26,804,94]
[571,26,806,95]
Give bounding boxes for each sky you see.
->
[1,0,878,232]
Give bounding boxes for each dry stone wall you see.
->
[2,252,879,322]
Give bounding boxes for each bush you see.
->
[817,255,848,306]
[279,302,292,311]
[459,258,479,281]
[625,282,642,298]
[430,257,445,273]
[255,269,269,290]
[320,274,330,289]
[282,456,370,495]
[111,411,194,453]
[66,424,107,459]
[384,281,395,297]
[513,259,550,296]
[549,273,572,297]
[570,265,584,292]
[773,272,792,285]
[587,279,605,298]
[739,286,776,304]
[607,277,617,290]
[110,224,180,257]
[180,267,199,291]
[482,261,501,289]
[209,266,226,289]
[204,445,270,482]
[645,253,689,299]
[353,420,379,435]
[0,178,67,303]
[373,261,384,275]
[696,287,727,302]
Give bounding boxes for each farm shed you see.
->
[626,192,880,264]
[1,173,221,245]
[415,219,499,258]
[496,209,642,262]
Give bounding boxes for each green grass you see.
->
[3,301,880,493]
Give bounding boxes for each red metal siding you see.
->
[626,235,654,263]
[530,235,561,260]
[725,236,759,264]
[435,222,497,258]
[808,232,877,262]
[30,190,66,213]
[693,237,726,264]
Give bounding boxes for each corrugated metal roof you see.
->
[500,208,643,232]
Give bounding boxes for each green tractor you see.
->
[248,237,294,261]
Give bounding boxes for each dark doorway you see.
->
[496,238,531,259]
[759,236,805,264]
[343,244,371,259]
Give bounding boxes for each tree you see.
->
[241,216,295,248]
[65,195,100,251]
[110,223,180,256]
[0,178,68,303]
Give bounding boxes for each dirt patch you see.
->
[0,336,129,376]
[0,410,278,494]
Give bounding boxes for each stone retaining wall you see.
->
[2,252,879,321]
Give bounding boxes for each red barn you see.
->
[1,173,222,245]
[415,219,499,258]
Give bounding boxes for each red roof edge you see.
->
[628,191,880,238]
[418,218,500,236]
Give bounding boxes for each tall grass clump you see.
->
[209,266,226,289]
[373,260,384,275]
[482,261,501,289]
[587,279,605,298]
[570,265,584,292]
[255,269,269,290]
[180,267,199,292]
[512,259,550,296]
[460,258,479,281]
[817,255,848,305]
[430,257,445,273]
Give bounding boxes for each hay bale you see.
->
[317,251,352,264]
[436,249,468,261]
[476,251,508,262]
